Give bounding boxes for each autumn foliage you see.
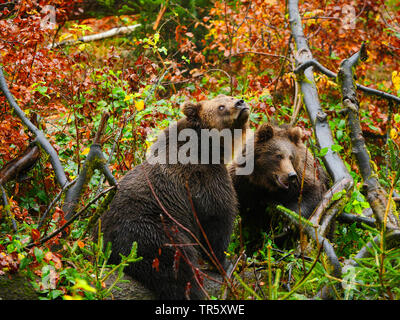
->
[0,0,400,300]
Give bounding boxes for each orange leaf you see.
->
[152,258,159,272]
[77,240,85,249]
[44,251,53,262]
[31,229,40,241]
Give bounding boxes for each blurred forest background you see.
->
[1,0,400,300]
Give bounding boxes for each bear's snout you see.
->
[288,172,298,184]
[235,99,245,108]
[234,99,250,123]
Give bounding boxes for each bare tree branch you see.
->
[26,186,116,249]
[0,143,40,185]
[0,67,116,223]
[294,59,400,104]
[338,43,400,231]
[0,67,68,187]
[51,24,141,48]
[288,0,352,184]
[64,112,117,220]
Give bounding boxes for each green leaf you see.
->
[6,243,15,254]
[32,85,50,99]
[331,144,343,153]
[34,247,44,263]
[19,256,32,270]
[97,100,108,109]
[73,278,96,293]
[368,125,379,131]
[158,47,168,55]
[336,129,344,140]
[332,190,345,201]
[319,147,329,157]
[48,290,63,299]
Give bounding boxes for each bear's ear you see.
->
[256,124,274,143]
[288,127,303,145]
[181,101,201,123]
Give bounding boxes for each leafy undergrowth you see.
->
[226,218,400,300]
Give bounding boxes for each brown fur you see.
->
[95,95,249,300]
[229,124,330,252]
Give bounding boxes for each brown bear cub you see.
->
[229,123,330,252]
[95,95,250,300]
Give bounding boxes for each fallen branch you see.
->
[25,186,116,249]
[294,59,400,105]
[0,68,117,223]
[38,179,77,228]
[51,24,141,48]
[288,0,352,184]
[338,43,400,232]
[309,178,353,227]
[0,143,40,185]
[276,205,342,280]
[338,212,376,228]
[318,194,347,238]
[64,113,117,220]
[0,67,68,187]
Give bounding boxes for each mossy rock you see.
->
[0,273,38,300]
[105,269,224,300]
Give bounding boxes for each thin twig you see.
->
[38,178,77,228]
[25,186,116,249]
[294,59,400,104]
[1,185,17,231]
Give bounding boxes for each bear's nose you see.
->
[235,99,245,108]
[288,172,297,183]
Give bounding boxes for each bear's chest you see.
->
[187,168,236,217]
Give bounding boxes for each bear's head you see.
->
[248,124,305,193]
[181,95,250,131]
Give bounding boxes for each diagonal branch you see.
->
[288,0,352,185]
[294,59,400,104]
[0,66,68,187]
[0,67,117,223]
[25,186,116,249]
[0,143,40,186]
[338,43,400,232]
[63,112,117,220]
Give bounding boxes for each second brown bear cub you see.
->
[96,95,250,300]
[229,124,330,252]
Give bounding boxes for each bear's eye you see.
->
[276,154,283,160]
[289,155,294,161]
[218,105,225,111]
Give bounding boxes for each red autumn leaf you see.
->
[184,281,192,299]
[31,229,40,241]
[173,249,181,276]
[152,257,159,272]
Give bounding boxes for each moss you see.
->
[0,273,38,300]
[86,188,117,233]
